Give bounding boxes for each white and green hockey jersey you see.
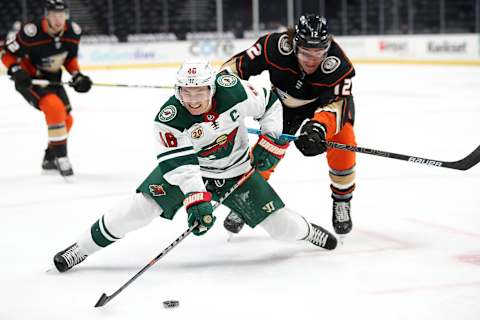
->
[153,72,282,195]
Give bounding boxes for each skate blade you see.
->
[226,232,234,242]
[41,169,75,183]
[337,234,347,245]
[45,262,58,273]
[41,169,58,176]
[62,174,76,183]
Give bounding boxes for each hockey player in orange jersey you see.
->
[221,14,356,237]
[1,0,92,177]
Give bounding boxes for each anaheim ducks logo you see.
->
[23,23,37,37]
[321,56,341,74]
[277,34,293,55]
[149,184,166,196]
[72,22,82,35]
[198,127,238,159]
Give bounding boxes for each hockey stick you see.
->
[94,167,256,308]
[247,128,480,171]
[31,79,173,90]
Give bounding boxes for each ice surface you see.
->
[1,64,479,320]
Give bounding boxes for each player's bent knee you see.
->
[259,207,309,241]
[39,94,67,124]
[103,193,163,238]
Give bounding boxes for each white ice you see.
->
[1,64,479,320]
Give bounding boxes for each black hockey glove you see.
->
[294,120,328,156]
[184,192,216,236]
[8,65,32,89]
[71,72,92,93]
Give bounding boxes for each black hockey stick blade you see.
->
[94,293,110,308]
[443,144,480,170]
[326,142,480,171]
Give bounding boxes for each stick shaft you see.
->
[32,79,173,90]
[247,128,480,171]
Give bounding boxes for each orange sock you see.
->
[66,113,74,132]
[39,94,68,157]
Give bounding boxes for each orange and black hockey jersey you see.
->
[1,18,82,81]
[222,32,356,136]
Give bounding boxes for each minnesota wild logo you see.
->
[216,74,238,88]
[198,127,238,159]
[158,105,177,122]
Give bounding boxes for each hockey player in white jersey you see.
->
[52,60,337,272]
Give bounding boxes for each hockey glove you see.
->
[252,134,289,171]
[71,72,92,93]
[294,120,328,156]
[184,192,216,236]
[8,65,31,89]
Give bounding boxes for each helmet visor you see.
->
[179,86,211,103]
[296,46,328,62]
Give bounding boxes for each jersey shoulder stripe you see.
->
[16,20,81,47]
[62,20,82,42]
[308,40,355,87]
[263,32,298,76]
[17,21,50,47]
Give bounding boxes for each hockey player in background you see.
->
[52,60,337,272]
[0,21,20,50]
[221,14,357,237]
[1,0,92,176]
[6,21,22,43]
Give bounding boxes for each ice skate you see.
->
[53,243,87,272]
[55,156,74,177]
[223,211,245,234]
[305,223,337,250]
[41,148,58,172]
[332,199,352,236]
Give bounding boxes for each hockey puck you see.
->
[163,300,179,309]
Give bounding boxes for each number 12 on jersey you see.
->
[334,78,352,96]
